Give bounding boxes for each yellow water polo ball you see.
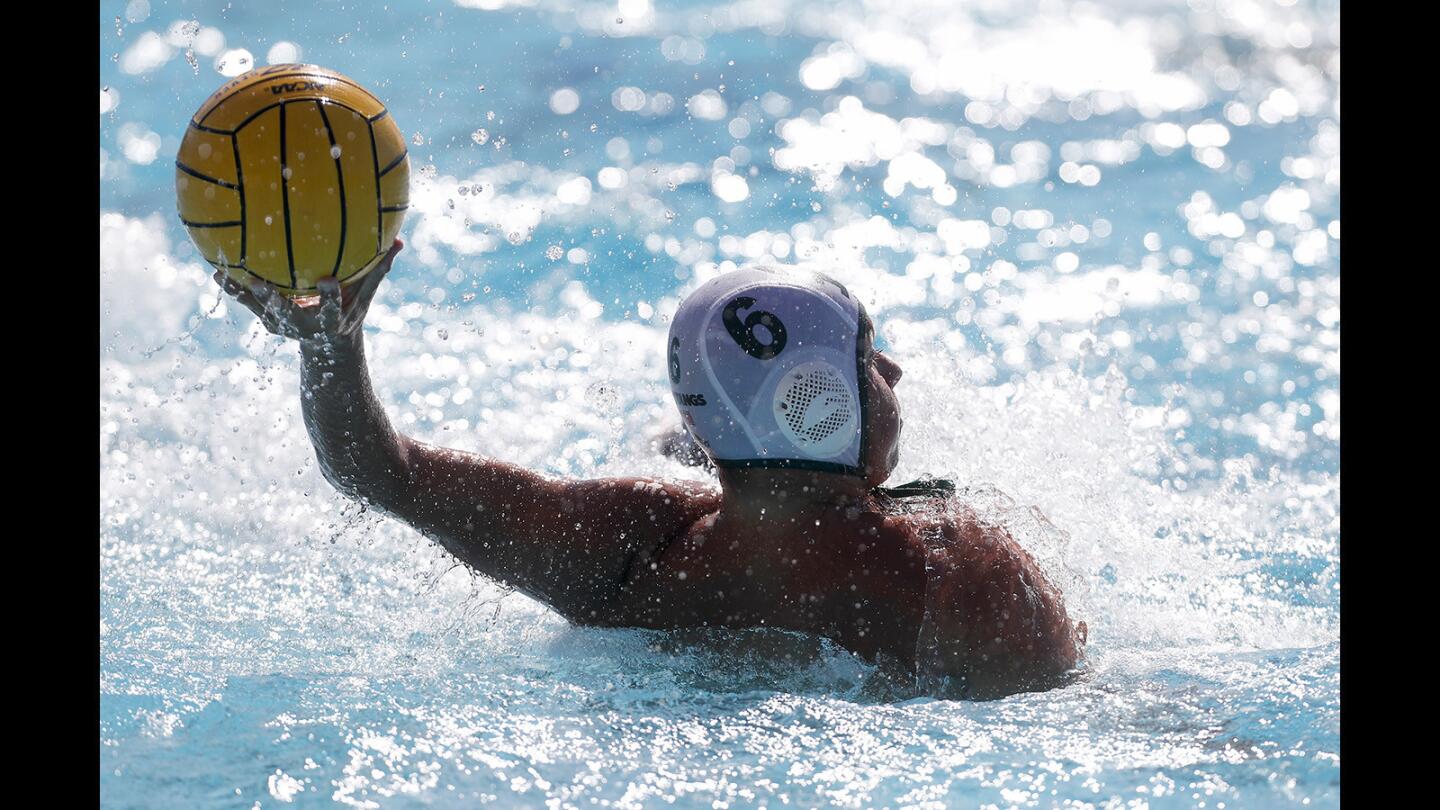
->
[175,64,410,296]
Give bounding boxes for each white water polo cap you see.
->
[668,266,870,476]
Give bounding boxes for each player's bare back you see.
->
[604,485,1083,699]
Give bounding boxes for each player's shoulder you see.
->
[878,501,1029,588]
[929,501,1012,548]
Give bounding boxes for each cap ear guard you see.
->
[771,360,859,459]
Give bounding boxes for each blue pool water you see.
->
[100,0,1339,806]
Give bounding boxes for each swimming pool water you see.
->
[100,0,1339,806]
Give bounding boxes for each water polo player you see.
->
[217,246,1086,699]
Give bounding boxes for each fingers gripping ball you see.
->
[176,64,410,296]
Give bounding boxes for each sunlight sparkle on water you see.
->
[101,0,1338,804]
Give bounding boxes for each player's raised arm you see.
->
[395,444,718,620]
[217,241,718,621]
[215,239,412,516]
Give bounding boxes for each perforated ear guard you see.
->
[770,360,859,459]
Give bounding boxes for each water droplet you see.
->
[264,215,273,225]
[585,380,620,413]
[664,210,677,222]
[411,132,424,146]
[477,84,486,92]
[545,245,564,260]
[330,145,342,159]
[471,128,489,145]
[436,329,449,341]
[282,167,292,180]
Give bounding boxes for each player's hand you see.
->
[214,239,403,345]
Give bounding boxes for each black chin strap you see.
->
[872,477,955,499]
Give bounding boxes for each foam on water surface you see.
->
[101,0,1338,805]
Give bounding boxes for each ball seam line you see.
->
[179,219,243,228]
[230,131,247,265]
[278,100,298,289]
[203,246,390,292]
[175,161,239,190]
[188,121,231,136]
[367,116,382,255]
[378,149,407,177]
[315,100,348,280]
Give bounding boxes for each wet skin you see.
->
[219,241,1086,699]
